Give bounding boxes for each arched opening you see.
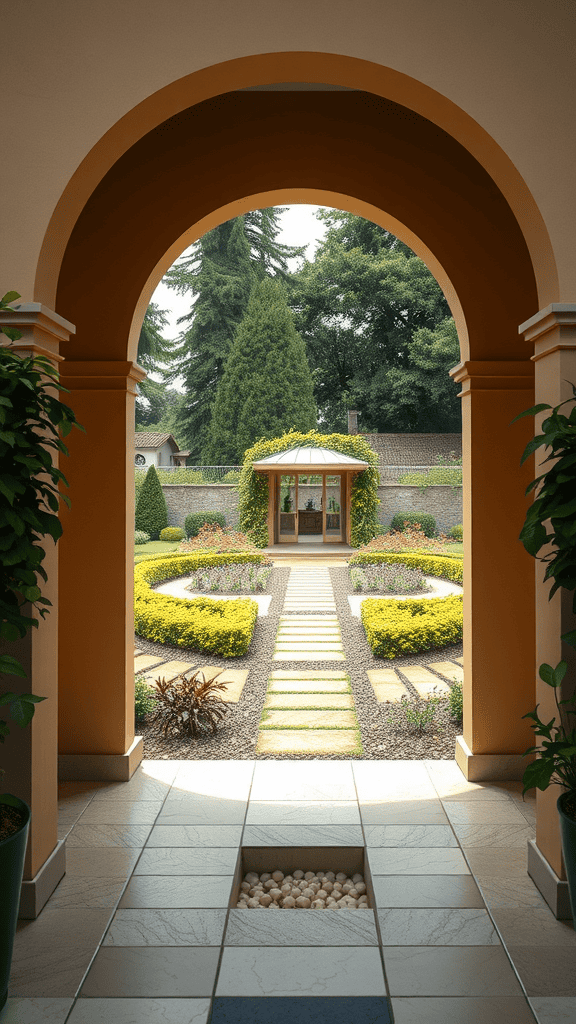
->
[41,72,540,803]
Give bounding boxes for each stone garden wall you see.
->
[160,483,462,536]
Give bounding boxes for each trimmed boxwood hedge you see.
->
[238,429,381,548]
[185,512,226,538]
[349,551,463,584]
[390,511,437,537]
[361,594,463,658]
[134,553,262,657]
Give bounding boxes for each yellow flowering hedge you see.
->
[134,553,261,656]
[361,594,463,658]
[238,429,380,548]
[349,551,463,584]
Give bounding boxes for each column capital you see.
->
[518,304,576,362]
[0,302,75,362]
[60,360,147,395]
[449,359,533,392]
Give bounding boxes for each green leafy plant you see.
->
[522,661,576,794]
[159,526,185,542]
[134,675,158,721]
[448,678,463,722]
[387,692,443,734]
[150,669,229,738]
[390,511,437,538]
[448,523,463,541]
[134,530,150,545]
[184,511,226,538]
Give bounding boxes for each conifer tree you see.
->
[134,465,168,539]
[203,279,317,464]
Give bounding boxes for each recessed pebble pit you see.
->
[232,848,374,909]
[236,868,369,909]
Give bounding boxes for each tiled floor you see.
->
[4,758,576,1024]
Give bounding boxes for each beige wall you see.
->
[2,0,575,308]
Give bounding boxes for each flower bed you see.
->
[361,593,463,658]
[349,563,430,594]
[134,553,261,657]
[349,550,463,584]
[185,563,271,594]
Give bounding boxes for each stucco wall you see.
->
[160,482,461,536]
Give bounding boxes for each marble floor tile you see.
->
[66,999,212,1024]
[209,996,392,1024]
[529,997,576,1023]
[118,875,234,908]
[0,999,74,1024]
[377,908,500,945]
[170,762,255,801]
[491,908,576,947]
[391,997,538,1023]
[475,876,548,909]
[372,874,484,908]
[451,824,535,847]
[134,846,238,875]
[145,825,242,847]
[443,802,529,825]
[383,945,524,997]
[353,762,438,802]
[364,824,457,847]
[63,848,140,876]
[250,759,356,801]
[89,778,173,802]
[10,909,113,996]
[245,801,361,825]
[464,847,531,877]
[369,847,469,875]
[224,908,378,946]
[79,946,220,998]
[43,875,127,910]
[508,948,576,996]
[139,760,181,783]
[242,824,364,846]
[77,800,163,825]
[103,908,227,945]
[156,797,248,825]
[216,946,386,996]
[65,825,152,847]
[359,800,448,825]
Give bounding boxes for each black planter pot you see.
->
[558,791,576,926]
[0,794,30,1011]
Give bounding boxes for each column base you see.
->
[527,838,572,920]
[58,736,143,782]
[19,839,66,920]
[455,736,532,781]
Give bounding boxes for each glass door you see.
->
[324,474,342,542]
[278,475,297,542]
[297,474,323,539]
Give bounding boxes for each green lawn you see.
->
[134,540,181,563]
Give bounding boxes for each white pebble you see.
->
[245,872,259,884]
[359,903,370,908]
[264,879,277,890]
[347,887,358,898]
[293,869,304,879]
[272,870,284,882]
[295,895,311,908]
[280,883,292,895]
[269,888,283,900]
[298,880,308,890]
[325,871,335,881]
[304,871,315,880]
[236,901,248,908]
[311,899,326,909]
[336,872,347,883]
[316,889,328,901]
[240,881,251,893]
[260,873,271,882]
[342,882,353,894]
[284,875,294,884]
[282,896,296,908]
[332,882,343,892]
[322,881,334,893]
[259,894,273,906]
[352,873,364,884]
[301,887,315,899]
[269,902,280,908]
[355,882,367,895]
[247,897,261,908]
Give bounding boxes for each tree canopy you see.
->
[203,278,317,464]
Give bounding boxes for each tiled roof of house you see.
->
[359,433,462,465]
[134,432,178,450]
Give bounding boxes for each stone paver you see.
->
[255,730,361,754]
[188,668,249,704]
[454,656,464,665]
[261,709,358,729]
[268,677,351,693]
[273,650,346,661]
[367,669,410,703]
[144,660,194,681]
[264,693,355,709]
[400,666,451,698]
[134,654,165,673]
[429,661,464,682]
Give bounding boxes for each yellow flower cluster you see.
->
[349,551,463,584]
[361,594,463,658]
[134,553,260,656]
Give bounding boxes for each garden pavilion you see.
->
[252,445,369,546]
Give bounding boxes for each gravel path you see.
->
[137,564,462,761]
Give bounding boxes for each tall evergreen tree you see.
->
[135,303,174,428]
[164,210,306,460]
[204,279,317,464]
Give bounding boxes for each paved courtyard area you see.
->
[5,757,576,1024]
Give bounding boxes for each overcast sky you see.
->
[151,204,330,341]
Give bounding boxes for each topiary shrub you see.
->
[448,523,463,541]
[390,511,437,538]
[185,511,226,538]
[134,530,150,545]
[361,594,463,658]
[135,465,168,540]
[160,526,185,542]
[238,429,380,548]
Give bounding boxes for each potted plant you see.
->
[513,384,576,922]
[0,291,82,1008]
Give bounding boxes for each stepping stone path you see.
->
[366,658,464,703]
[258,565,362,755]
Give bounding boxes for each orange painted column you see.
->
[0,303,74,916]
[520,305,576,916]
[450,361,536,780]
[58,360,146,780]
